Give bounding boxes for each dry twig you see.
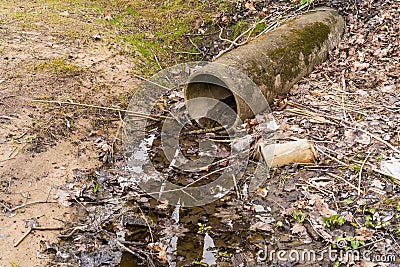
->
[326,172,362,194]
[59,226,87,238]
[358,149,374,196]
[357,128,400,154]
[232,174,241,199]
[138,205,154,244]
[14,226,63,247]
[183,125,226,135]
[0,200,58,213]
[30,99,165,121]
[14,228,32,247]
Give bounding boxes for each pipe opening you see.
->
[186,74,238,116]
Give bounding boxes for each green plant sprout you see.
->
[322,214,346,229]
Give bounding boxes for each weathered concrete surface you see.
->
[185,8,345,120]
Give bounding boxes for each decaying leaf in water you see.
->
[215,207,240,224]
[156,200,169,210]
[250,221,274,232]
[216,146,230,158]
[159,225,189,237]
[147,243,168,264]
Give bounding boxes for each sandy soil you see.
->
[0,1,139,265]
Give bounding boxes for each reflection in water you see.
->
[202,233,217,266]
[132,134,156,162]
[164,235,178,267]
[161,203,220,266]
[171,200,180,224]
[162,201,180,267]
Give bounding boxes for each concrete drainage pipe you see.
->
[185,8,345,121]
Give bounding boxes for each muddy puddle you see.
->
[105,112,325,266]
[113,176,326,267]
[53,145,332,267]
[116,100,259,266]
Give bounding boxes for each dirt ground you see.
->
[1,0,400,266]
[0,1,141,266]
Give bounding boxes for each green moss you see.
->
[268,22,331,80]
[34,57,82,76]
[253,21,267,36]
[3,0,235,75]
[229,16,271,41]
[96,0,238,74]
[87,0,224,74]
[230,19,250,39]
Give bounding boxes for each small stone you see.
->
[92,34,101,40]
[254,204,265,213]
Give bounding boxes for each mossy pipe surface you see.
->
[185,8,345,120]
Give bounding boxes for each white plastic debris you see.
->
[259,139,318,167]
[381,158,400,180]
